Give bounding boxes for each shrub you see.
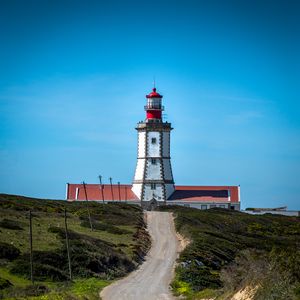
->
[178,264,222,291]
[0,218,23,230]
[10,253,68,281]
[0,277,12,290]
[160,205,300,297]
[80,220,131,235]
[0,242,20,260]
[0,194,149,291]
[3,284,49,298]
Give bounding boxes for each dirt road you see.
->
[100,211,179,300]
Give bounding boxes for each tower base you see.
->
[141,199,166,211]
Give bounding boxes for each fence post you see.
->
[109,177,114,201]
[118,182,121,202]
[83,181,93,231]
[29,210,34,285]
[64,208,72,281]
[99,175,105,204]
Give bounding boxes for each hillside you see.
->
[0,194,150,300]
[2,195,299,300]
[160,206,300,300]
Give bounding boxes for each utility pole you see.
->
[109,177,114,201]
[64,208,72,281]
[118,182,121,202]
[82,181,93,231]
[29,210,34,285]
[98,175,105,204]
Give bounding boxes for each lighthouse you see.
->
[132,87,175,209]
[66,86,241,211]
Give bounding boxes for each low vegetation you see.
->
[160,206,300,300]
[0,194,150,299]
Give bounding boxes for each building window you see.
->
[201,205,207,210]
[151,137,157,144]
[210,205,216,209]
[219,205,225,209]
[151,158,156,164]
[151,183,156,190]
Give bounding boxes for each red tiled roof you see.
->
[67,184,239,203]
[173,186,240,203]
[169,189,228,202]
[67,184,139,201]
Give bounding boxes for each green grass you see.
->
[0,278,112,300]
[0,268,31,287]
[0,194,150,299]
[71,278,111,299]
[29,278,111,300]
[160,206,300,300]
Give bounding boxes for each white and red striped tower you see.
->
[132,87,175,209]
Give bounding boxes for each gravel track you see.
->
[100,211,179,300]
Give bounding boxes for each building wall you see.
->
[147,131,161,157]
[133,123,174,202]
[134,159,145,181]
[166,202,241,210]
[145,159,162,180]
[231,203,241,211]
[144,184,164,201]
[188,203,229,209]
[132,183,143,199]
[138,131,146,157]
[163,159,173,181]
[165,184,175,199]
[162,131,170,157]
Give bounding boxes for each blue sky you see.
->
[0,0,299,209]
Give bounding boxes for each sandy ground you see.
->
[231,285,259,300]
[100,211,180,300]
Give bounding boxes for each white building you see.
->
[132,88,175,209]
[66,87,241,211]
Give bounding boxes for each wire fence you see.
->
[28,207,75,283]
[1,187,144,286]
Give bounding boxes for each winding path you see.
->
[100,211,179,300]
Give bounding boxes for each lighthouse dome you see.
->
[146,88,163,98]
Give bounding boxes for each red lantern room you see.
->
[145,88,164,121]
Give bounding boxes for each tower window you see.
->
[151,137,157,144]
[151,183,156,190]
[151,158,156,164]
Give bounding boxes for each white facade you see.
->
[163,159,173,180]
[147,131,160,157]
[134,159,145,180]
[165,183,175,199]
[132,183,143,200]
[132,91,175,206]
[132,126,175,203]
[166,201,235,210]
[162,131,170,157]
[145,157,162,180]
[138,131,146,157]
[144,184,164,201]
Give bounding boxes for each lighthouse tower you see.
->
[132,87,175,209]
